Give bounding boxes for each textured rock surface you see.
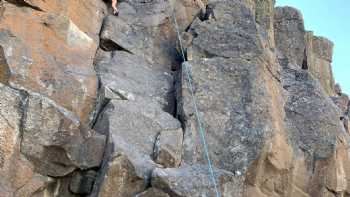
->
[95,100,181,157]
[1,0,350,196]
[99,0,181,69]
[274,6,306,67]
[98,155,148,197]
[135,188,170,197]
[0,83,38,196]
[282,70,343,159]
[178,0,276,181]
[153,128,183,168]
[152,165,238,197]
[0,0,107,196]
[305,32,335,95]
[21,92,106,177]
[0,0,106,123]
[179,58,273,173]
[332,93,349,114]
[95,50,175,112]
[93,99,182,196]
[188,1,263,59]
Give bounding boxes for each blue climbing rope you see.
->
[171,7,221,197]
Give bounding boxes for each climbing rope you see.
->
[170,6,221,197]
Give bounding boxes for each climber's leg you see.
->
[204,4,216,20]
[112,0,119,16]
[194,0,206,16]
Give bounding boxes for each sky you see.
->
[276,0,350,94]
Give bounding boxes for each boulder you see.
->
[95,100,181,157]
[151,165,238,197]
[21,92,106,177]
[153,129,183,168]
[94,99,182,196]
[98,155,148,197]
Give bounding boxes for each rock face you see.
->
[0,0,105,123]
[1,0,349,197]
[21,92,106,177]
[0,0,107,196]
[305,32,335,95]
[274,6,306,67]
[153,128,183,168]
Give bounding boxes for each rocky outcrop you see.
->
[1,0,349,196]
[305,32,335,95]
[0,0,105,123]
[91,1,193,196]
[176,1,349,197]
[0,0,107,196]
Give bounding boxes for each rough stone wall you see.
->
[305,31,335,96]
[0,0,349,197]
[0,0,107,196]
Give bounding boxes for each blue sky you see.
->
[276,0,350,94]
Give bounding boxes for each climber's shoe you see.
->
[113,9,119,16]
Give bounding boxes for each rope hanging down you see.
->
[170,7,221,197]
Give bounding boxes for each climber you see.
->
[194,0,216,21]
[203,4,216,21]
[194,0,206,16]
[111,0,119,16]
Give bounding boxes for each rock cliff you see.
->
[0,0,349,197]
